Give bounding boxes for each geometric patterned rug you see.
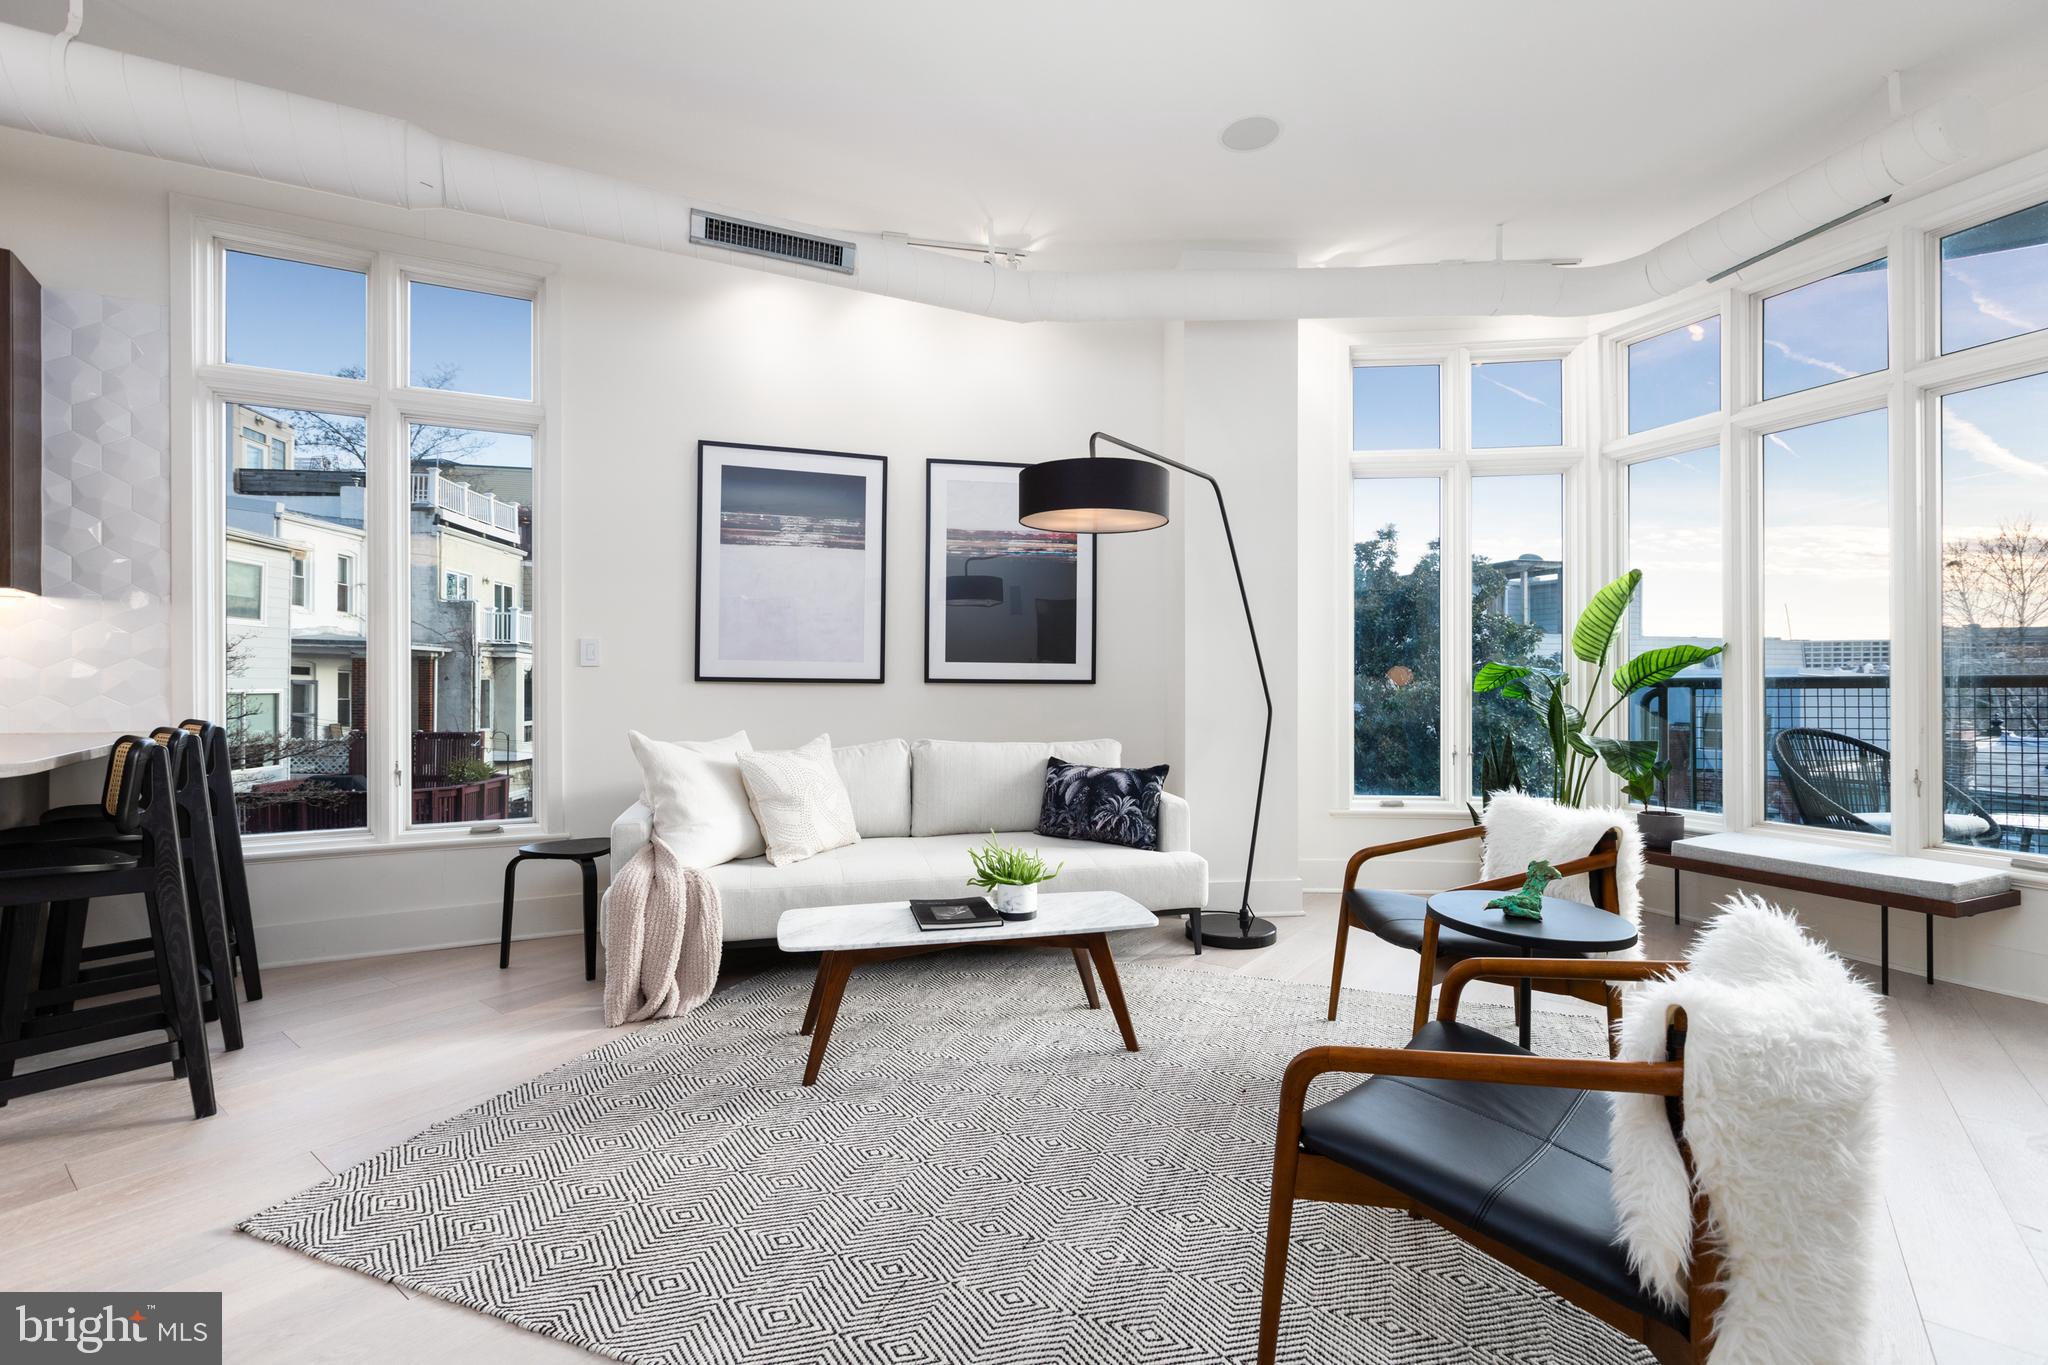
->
[239,953,1655,1364]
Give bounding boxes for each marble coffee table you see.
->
[775,890,1158,1085]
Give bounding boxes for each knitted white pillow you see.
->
[738,735,861,867]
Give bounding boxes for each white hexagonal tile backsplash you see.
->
[0,288,172,733]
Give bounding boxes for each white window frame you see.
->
[1596,145,2048,879]
[1342,338,1591,813]
[171,197,561,857]
[334,552,357,616]
[443,569,471,601]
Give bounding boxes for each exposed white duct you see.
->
[0,18,1988,323]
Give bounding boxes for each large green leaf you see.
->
[1612,643,1726,695]
[1473,662,1534,697]
[1588,735,1659,772]
[1571,569,1642,667]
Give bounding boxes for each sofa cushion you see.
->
[910,738,1121,837]
[1039,759,1170,849]
[628,730,765,867]
[738,735,860,866]
[704,830,1204,940]
[833,738,911,838]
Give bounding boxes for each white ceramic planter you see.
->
[993,882,1039,920]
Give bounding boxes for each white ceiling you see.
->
[9,0,2048,268]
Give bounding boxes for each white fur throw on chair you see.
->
[1479,790,1645,942]
[1608,894,1891,1363]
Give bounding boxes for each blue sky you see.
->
[1762,259,1887,399]
[1627,446,1721,640]
[1627,317,1719,433]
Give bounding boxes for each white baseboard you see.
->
[259,892,587,968]
[1209,876,1307,917]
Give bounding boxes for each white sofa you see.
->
[607,737,1209,942]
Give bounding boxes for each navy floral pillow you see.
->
[1038,759,1171,850]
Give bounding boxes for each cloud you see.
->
[1946,265,2040,335]
[1476,372,1556,411]
[1943,409,2048,483]
[1763,337,1855,379]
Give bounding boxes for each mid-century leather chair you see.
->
[1260,955,1713,1364]
[0,735,217,1117]
[1329,818,1627,1039]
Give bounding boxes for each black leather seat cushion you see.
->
[1299,1019,1685,1334]
[1346,888,1496,962]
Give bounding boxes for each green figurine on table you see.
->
[1487,859,1560,920]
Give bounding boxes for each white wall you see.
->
[0,128,1178,961]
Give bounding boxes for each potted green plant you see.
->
[966,835,1063,920]
[1473,568,1723,809]
[1595,735,1686,850]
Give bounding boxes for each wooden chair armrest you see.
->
[1444,847,1616,896]
[1276,1043,1683,1122]
[1437,957,1686,1022]
[1342,825,1483,893]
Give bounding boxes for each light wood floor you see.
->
[1,897,2044,1364]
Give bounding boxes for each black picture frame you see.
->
[924,458,1097,684]
[695,440,888,683]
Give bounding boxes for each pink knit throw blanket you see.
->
[602,839,723,1026]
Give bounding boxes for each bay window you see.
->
[192,214,546,842]
[1623,446,1723,811]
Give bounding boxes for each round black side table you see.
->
[501,838,611,980]
[1423,889,1638,1049]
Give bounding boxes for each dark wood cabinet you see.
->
[2,249,42,595]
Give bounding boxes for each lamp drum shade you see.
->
[1017,456,1169,534]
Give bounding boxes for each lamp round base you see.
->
[1183,912,1278,951]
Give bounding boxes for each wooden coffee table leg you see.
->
[1083,934,1138,1051]
[1072,946,1101,1009]
[802,952,856,1086]
[800,952,833,1036]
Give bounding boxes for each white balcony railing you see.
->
[411,467,522,546]
[481,605,534,646]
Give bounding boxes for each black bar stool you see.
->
[0,736,216,1117]
[8,725,245,1050]
[501,838,611,980]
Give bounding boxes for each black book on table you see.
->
[910,897,1001,931]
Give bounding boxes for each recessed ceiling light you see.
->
[1220,116,1281,152]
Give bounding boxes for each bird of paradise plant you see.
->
[1473,569,1724,808]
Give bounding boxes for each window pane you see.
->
[223,402,370,834]
[1761,259,1887,399]
[1942,201,2048,354]
[1941,370,2048,851]
[225,560,264,620]
[1351,364,1441,450]
[1762,410,1890,828]
[1471,358,1563,448]
[1352,477,1441,796]
[409,281,535,399]
[410,426,536,824]
[1626,317,1720,433]
[223,250,367,378]
[1626,447,1723,812]
[1472,474,1564,799]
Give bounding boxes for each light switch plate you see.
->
[578,638,600,667]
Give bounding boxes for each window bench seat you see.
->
[1650,832,2020,993]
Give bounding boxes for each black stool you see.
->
[501,838,610,980]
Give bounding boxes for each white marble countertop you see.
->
[777,890,1156,953]
[0,732,115,780]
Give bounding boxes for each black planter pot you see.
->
[1636,809,1687,851]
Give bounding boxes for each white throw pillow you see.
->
[738,735,862,867]
[628,730,765,868]
[833,738,912,838]
[908,738,1122,836]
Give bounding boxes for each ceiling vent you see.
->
[688,210,855,274]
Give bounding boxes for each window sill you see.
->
[243,824,560,863]
[1334,799,1476,820]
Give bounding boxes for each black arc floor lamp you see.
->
[1017,431,1278,954]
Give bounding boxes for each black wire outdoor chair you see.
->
[1771,727,2002,846]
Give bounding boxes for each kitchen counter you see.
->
[0,731,114,780]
